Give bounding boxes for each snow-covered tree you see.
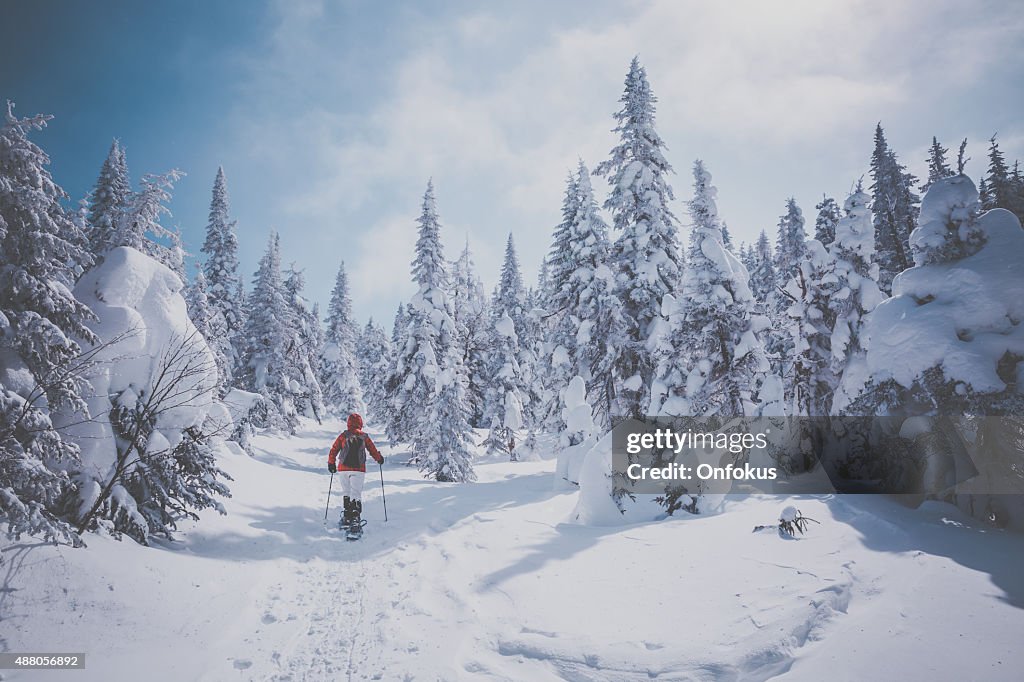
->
[542,171,584,403]
[239,232,296,431]
[544,161,627,431]
[166,227,187,282]
[749,229,777,306]
[93,166,187,280]
[594,56,683,418]
[356,319,390,421]
[381,302,410,436]
[982,134,1024,224]
[782,240,835,419]
[0,103,96,546]
[200,167,243,383]
[386,181,474,481]
[320,262,363,418]
[283,267,325,422]
[720,222,735,253]
[449,240,489,426]
[870,123,919,294]
[650,160,769,418]
[826,185,885,413]
[486,234,536,426]
[774,197,807,281]
[739,242,756,275]
[814,195,841,248]
[492,234,529,330]
[922,136,954,192]
[481,313,529,460]
[842,175,1024,527]
[187,271,232,396]
[87,139,131,259]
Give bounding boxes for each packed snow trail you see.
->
[3,418,1024,681]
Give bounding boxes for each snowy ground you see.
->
[3,418,1023,681]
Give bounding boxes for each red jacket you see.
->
[328,413,383,473]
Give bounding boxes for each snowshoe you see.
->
[346,519,367,541]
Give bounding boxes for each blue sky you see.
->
[4,0,1023,324]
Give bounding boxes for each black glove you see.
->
[328,462,336,474]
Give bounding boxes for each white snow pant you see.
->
[340,471,366,501]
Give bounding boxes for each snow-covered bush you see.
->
[66,247,233,543]
[223,388,265,454]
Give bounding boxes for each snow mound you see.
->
[68,246,223,474]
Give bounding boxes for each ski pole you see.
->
[324,471,335,522]
[379,462,388,522]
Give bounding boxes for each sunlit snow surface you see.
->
[4,418,1023,681]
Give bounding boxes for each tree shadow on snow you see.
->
[475,521,626,591]
[826,495,1024,609]
[0,541,52,651]
[248,446,327,475]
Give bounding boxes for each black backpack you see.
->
[340,431,367,470]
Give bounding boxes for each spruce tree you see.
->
[0,103,96,545]
[814,195,841,248]
[449,240,489,426]
[774,197,807,281]
[869,123,919,293]
[486,234,535,426]
[543,161,626,431]
[87,140,131,259]
[720,222,735,253]
[783,240,835,419]
[482,313,529,460]
[594,56,683,418]
[380,303,409,437]
[826,184,885,413]
[492,234,528,330]
[200,167,243,383]
[541,170,584,428]
[651,160,769,418]
[321,262,364,417]
[739,242,757,274]
[239,232,295,431]
[922,137,953,192]
[357,319,391,420]
[187,271,232,396]
[982,134,1024,224]
[387,181,474,481]
[99,168,185,273]
[283,267,326,422]
[749,229,778,306]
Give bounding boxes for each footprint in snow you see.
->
[261,613,277,624]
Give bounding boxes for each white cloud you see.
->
[226,0,1024,320]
